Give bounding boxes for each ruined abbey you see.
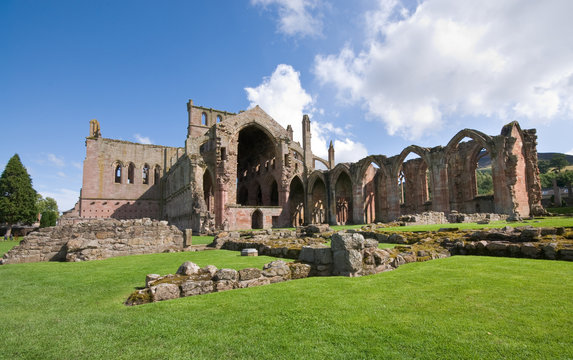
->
[69,100,543,233]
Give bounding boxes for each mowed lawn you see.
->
[1,248,572,359]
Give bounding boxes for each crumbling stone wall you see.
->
[1,219,184,264]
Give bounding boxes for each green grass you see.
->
[378,243,396,249]
[380,216,573,232]
[0,240,20,257]
[547,206,573,215]
[191,235,215,245]
[1,251,571,359]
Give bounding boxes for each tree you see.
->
[37,195,59,228]
[550,154,569,173]
[0,154,38,236]
[476,169,493,195]
[538,159,551,174]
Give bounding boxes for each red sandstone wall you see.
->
[81,138,181,219]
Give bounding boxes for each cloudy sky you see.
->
[1,0,572,212]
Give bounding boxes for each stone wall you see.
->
[1,219,184,264]
[396,211,507,225]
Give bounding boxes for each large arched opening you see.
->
[289,176,305,227]
[445,130,495,213]
[309,176,327,224]
[335,171,353,225]
[236,125,276,206]
[392,147,432,216]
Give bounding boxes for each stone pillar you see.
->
[352,182,364,224]
[328,141,335,170]
[386,174,401,220]
[427,150,450,213]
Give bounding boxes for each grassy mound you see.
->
[1,250,572,359]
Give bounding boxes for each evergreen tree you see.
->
[0,154,38,236]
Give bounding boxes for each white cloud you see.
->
[246,64,314,144]
[57,172,66,178]
[39,188,79,213]
[47,153,65,168]
[246,64,369,164]
[134,134,153,144]
[72,161,82,170]
[314,0,573,140]
[334,138,368,163]
[567,149,573,156]
[252,0,323,37]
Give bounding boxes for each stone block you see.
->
[520,243,541,258]
[213,268,238,281]
[214,280,237,292]
[176,261,201,276]
[151,283,180,302]
[180,280,214,297]
[262,260,291,279]
[238,277,270,288]
[331,232,365,252]
[288,263,312,279]
[146,274,161,287]
[238,268,262,281]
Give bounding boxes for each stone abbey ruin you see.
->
[65,99,542,233]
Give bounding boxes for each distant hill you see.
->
[477,152,572,169]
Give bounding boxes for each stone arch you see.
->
[445,129,494,156]
[127,162,135,184]
[142,164,150,185]
[308,171,327,224]
[392,146,431,178]
[251,209,263,229]
[233,123,278,209]
[289,175,305,227]
[388,146,433,216]
[112,160,124,184]
[334,170,353,225]
[201,112,208,126]
[445,129,498,214]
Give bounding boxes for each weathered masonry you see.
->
[68,100,543,232]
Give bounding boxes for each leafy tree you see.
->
[37,195,59,228]
[550,154,569,173]
[476,169,493,195]
[538,159,551,174]
[0,154,38,236]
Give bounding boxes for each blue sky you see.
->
[2,0,573,212]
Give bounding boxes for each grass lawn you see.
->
[1,250,572,359]
[0,240,20,257]
[546,206,573,215]
[191,235,215,245]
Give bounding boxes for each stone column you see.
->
[427,150,450,213]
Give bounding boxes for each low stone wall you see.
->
[127,231,451,305]
[208,226,330,259]
[125,259,311,305]
[1,218,184,264]
[397,211,508,225]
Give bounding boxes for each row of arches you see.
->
[113,161,161,186]
[302,125,531,225]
